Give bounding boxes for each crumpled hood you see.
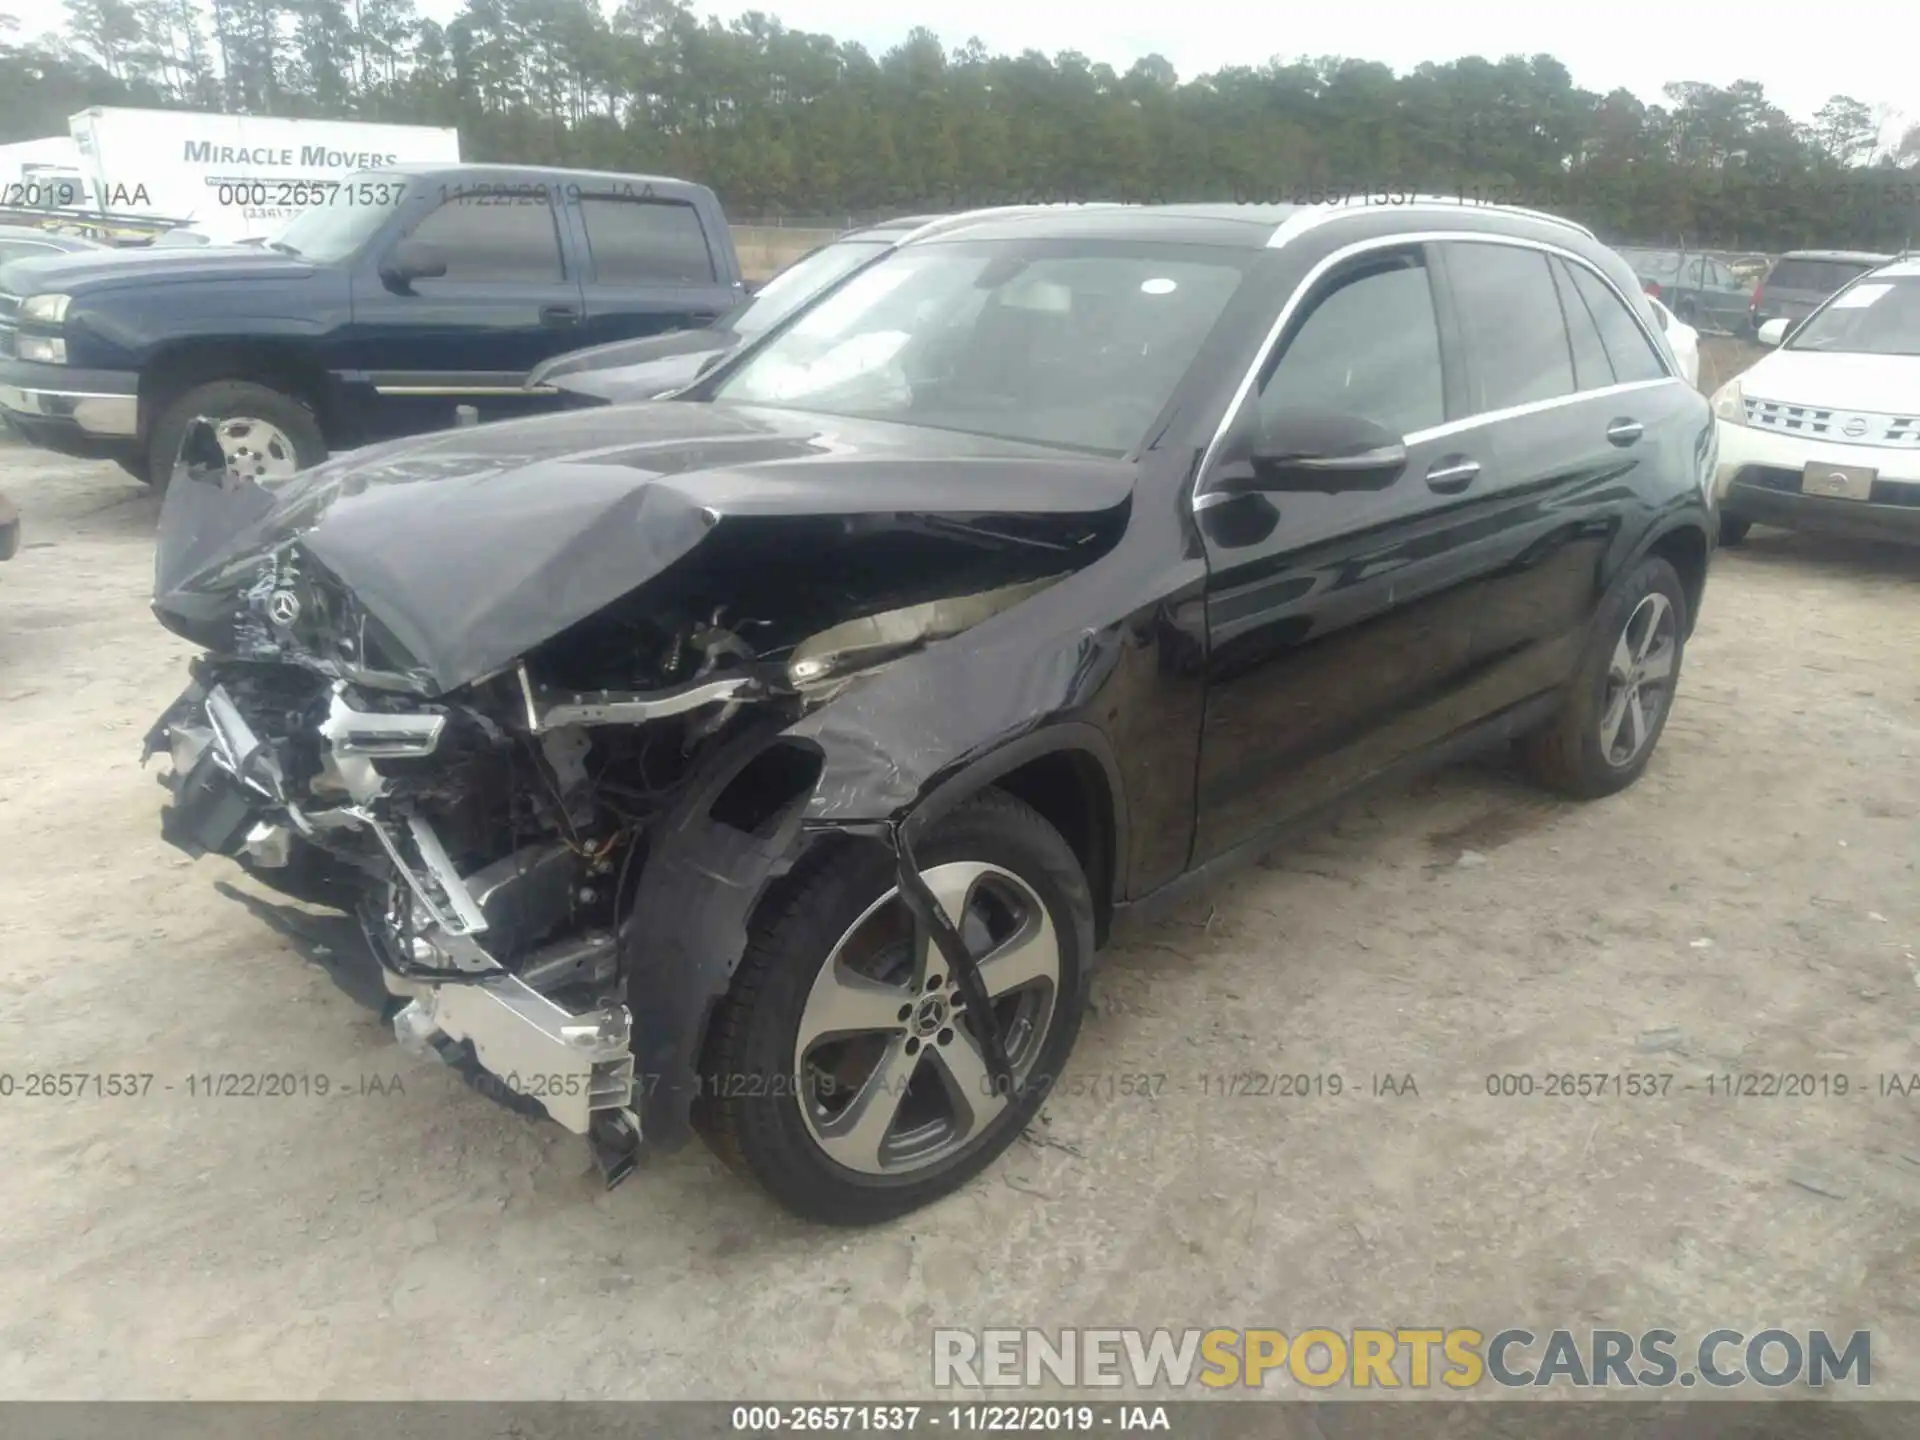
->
[153,401,1135,696]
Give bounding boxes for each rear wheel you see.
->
[696,791,1093,1224]
[146,381,327,492]
[1519,555,1687,800]
[1718,514,1752,547]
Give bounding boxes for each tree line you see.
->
[5,0,1919,250]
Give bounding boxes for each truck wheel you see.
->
[1718,515,1752,547]
[695,791,1093,1225]
[147,381,326,491]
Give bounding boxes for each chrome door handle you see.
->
[1425,457,1480,494]
[1606,418,1644,446]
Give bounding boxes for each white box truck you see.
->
[60,108,460,242]
[0,135,88,213]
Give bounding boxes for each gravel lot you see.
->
[3,344,1918,1400]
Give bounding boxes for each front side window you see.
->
[407,194,564,283]
[713,241,1252,455]
[1257,249,1444,436]
[1443,242,1574,412]
[1787,275,1920,356]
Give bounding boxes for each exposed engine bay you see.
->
[145,423,1128,1182]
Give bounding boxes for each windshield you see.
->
[712,240,1252,455]
[729,239,893,336]
[1787,275,1920,356]
[268,174,412,263]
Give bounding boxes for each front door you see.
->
[1191,242,1491,864]
[346,185,587,440]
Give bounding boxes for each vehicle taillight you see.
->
[1749,284,1764,311]
[1644,280,1661,299]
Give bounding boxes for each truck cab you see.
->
[0,163,743,484]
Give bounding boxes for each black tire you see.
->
[114,454,152,485]
[146,380,327,493]
[1718,514,1752,547]
[696,789,1094,1225]
[1675,299,1696,325]
[1518,555,1688,801]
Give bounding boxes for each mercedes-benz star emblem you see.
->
[1823,473,1849,494]
[266,590,301,625]
[1843,417,1869,438]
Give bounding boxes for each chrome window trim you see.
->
[1192,229,1679,511]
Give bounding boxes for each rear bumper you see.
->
[0,359,140,456]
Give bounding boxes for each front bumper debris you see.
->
[149,677,643,1182]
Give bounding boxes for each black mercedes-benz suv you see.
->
[146,197,1715,1223]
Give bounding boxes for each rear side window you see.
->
[408,197,564,283]
[1549,257,1615,390]
[1442,242,1573,412]
[579,197,717,284]
[1564,263,1667,384]
[1258,249,1445,436]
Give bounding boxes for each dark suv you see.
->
[0,165,743,485]
[147,198,1714,1223]
[1749,250,1892,337]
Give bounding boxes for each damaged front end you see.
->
[144,410,1129,1185]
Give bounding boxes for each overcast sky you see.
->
[417,0,1914,146]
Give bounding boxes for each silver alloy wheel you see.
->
[209,416,302,484]
[793,860,1061,1176]
[1600,591,1677,766]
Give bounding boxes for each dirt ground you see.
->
[2,343,1918,1401]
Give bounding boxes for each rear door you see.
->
[1439,240,1691,713]
[568,190,741,353]
[1703,257,1750,332]
[346,180,586,436]
[1191,242,1491,862]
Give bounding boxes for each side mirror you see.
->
[1207,410,1409,497]
[380,238,447,287]
[1757,317,1790,347]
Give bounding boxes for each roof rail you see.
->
[1266,193,1596,248]
[899,202,1129,246]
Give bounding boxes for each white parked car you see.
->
[1709,257,1920,546]
[1644,292,1699,387]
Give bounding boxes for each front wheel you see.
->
[696,791,1093,1224]
[146,380,327,492]
[1518,555,1688,800]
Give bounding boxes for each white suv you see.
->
[1710,257,1920,546]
